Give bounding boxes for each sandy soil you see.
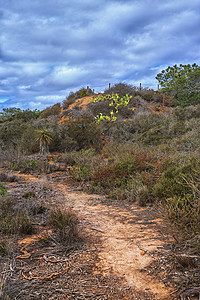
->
[56,182,173,299]
[0,170,175,299]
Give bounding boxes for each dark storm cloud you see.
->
[0,0,199,110]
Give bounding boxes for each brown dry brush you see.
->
[48,206,80,246]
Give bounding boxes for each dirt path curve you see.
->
[52,180,173,300]
[11,171,173,299]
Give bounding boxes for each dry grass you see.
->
[48,206,80,245]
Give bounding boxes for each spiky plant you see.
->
[36,127,52,155]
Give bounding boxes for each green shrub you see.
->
[140,125,169,145]
[140,89,175,106]
[0,184,8,196]
[48,207,79,245]
[9,158,38,173]
[173,105,200,121]
[164,195,200,234]
[172,128,200,153]
[0,213,33,235]
[91,148,168,201]
[127,112,166,135]
[88,100,114,120]
[0,120,27,149]
[136,185,151,207]
[68,163,91,182]
[0,194,34,235]
[20,127,39,154]
[90,93,134,122]
[62,149,103,182]
[153,157,200,199]
[0,241,8,256]
[0,107,40,123]
[139,119,191,146]
[0,195,33,235]
[0,196,14,216]
[0,214,14,234]
[104,84,175,106]
[61,117,102,151]
[63,148,97,166]
[14,212,33,234]
[104,83,138,98]
[153,156,200,241]
[39,103,61,119]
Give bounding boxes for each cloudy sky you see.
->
[0,0,199,111]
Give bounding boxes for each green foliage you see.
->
[49,207,78,229]
[156,63,200,106]
[138,89,175,106]
[140,121,191,145]
[153,158,200,199]
[0,241,8,256]
[94,112,117,123]
[0,195,33,235]
[153,156,200,238]
[35,127,52,154]
[105,108,198,147]
[0,108,21,122]
[104,83,175,106]
[63,149,102,182]
[0,107,40,122]
[48,207,79,245]
[104,83,137,97]
[9,158,38,173]
[136,186,151,207]
[0,119,27,147]
[39,103,61,119]
[14,212,33,234]
[91,93,133,123]
[173,104,200,121]
[61,117,101,151]
[14,109,40,122]
[0,196,14,216]
[91,149,167,200]
[0,184,8,196]
[164,195,200,234]
[68,162,91,182]
[21,127,40,154]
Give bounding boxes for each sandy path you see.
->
[54,183,173,300]
[12,172,173,299]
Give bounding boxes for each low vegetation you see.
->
[48,207,80,245]
[0,79,199,244]
[0,64,200,295]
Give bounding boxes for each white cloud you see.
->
[0,0,199,110]
[35,95,64,103]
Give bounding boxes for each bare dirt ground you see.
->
[0,169,180,299]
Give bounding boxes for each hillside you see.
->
[0,84,200,299]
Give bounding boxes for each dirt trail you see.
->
[54,182,173,299]
[7,171,173,299]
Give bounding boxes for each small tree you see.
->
[36,128,52,155]
[156,63,200,106]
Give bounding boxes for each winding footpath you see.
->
[55,180,173,299]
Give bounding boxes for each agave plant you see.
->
[35,127,52,155]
